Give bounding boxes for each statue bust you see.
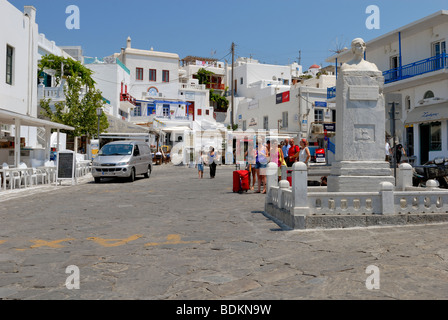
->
[341,38,379,72]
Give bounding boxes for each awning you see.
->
[162,126,192,133]
[405,102,448,124]
[119,101,135,113]
[105,114,150,134]
[0,108,74,130]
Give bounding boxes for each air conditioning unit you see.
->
[312,124,323,134]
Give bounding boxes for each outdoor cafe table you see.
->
[0,167,35,190]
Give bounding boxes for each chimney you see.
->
[127,36,131,49]
[23,6,37,23]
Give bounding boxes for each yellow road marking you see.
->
[29,238,75,249]
[144,234,204,247]
[87,234,143,247]
[0,240,6,245]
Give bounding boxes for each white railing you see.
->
[180,83,206,91]
[394,191,448,214]
[265,161,448,220]
[308,192,381,215]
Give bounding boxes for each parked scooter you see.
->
[412,157,448,188]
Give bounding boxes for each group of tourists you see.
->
[246,138,311,194]
[195,138,314,193]
[196,147,217,179]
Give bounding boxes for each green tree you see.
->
[39,54,108,137]
[196,68,229,111]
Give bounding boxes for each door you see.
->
[420,124,430,164]
[390,55,398,80]
[132,144,143,174]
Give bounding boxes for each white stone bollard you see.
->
[426,179,439,190]
[266,162,278,194]
[291,162,309,215]
[380,181,395,215]
[278,180,290,209]
[397,163,413,191]
[281,165,287,181]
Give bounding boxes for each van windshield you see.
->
[99,144,133,156]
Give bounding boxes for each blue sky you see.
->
[8,0,448,70]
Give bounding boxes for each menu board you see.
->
[57,151,75,180]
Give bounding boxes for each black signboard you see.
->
[57,151,75,179]
[323,123,336,132]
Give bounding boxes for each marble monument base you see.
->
[327,161,395,192]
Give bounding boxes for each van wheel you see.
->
[94,177,101,183]
[144,165,151,178]
[128,168,135,182]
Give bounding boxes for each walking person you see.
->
[395,143,406,167]
[245,145,257,190]
[385,139,392,163]
[208,147,217,179]
[256,140,269,194]
[196,151,205,179]
[282,138,290,166]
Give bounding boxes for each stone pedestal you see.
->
[328,69,395,192]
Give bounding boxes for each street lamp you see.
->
[96,107,103,139]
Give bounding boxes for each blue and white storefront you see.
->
[405,100,448,164]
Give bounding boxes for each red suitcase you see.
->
[233,170,250,193]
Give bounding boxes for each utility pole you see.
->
[230,42,235,129]
[389,101,398,183]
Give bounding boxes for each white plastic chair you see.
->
[19,162,37,187]
[45,160,56,183]
[34,167,47,184]
[2,163,20,189]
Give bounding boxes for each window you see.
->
[133,103,142,117]
[432,40,446,56]
[263,116,269,130]
[162,104,170,117]
[149,69,156,81]
[405,96,411,111]
[6,45,13,85]
[136,67,143,80]
[147,103,155,116]
[162,70,169,82]
[424,90,434,99]
[282,111,288,128]
[430,122,441,151]
[197,109,202,116]
[314,109,324,123]
[240,77,243,85]
[206,110,209,115]
[242,120,247,131]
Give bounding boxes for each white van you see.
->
[92,141,152,183]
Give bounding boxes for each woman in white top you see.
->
[299,139,311,166]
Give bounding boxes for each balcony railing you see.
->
[327,53,448,99]
[384,53,447,84]
[206,83,226,90]
[120,93,136,106]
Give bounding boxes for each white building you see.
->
[115,37,220,148]
[225,57,310,126]
[85,56,135,121]
[327,10,448,165]
[0,0,72,166]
